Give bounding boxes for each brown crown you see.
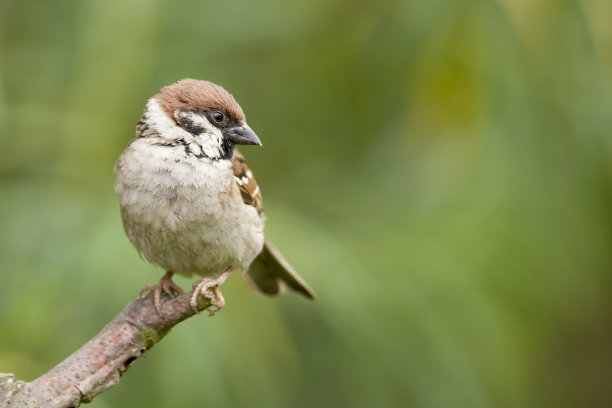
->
[153,78,246,122]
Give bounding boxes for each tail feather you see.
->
[245,238,315,300]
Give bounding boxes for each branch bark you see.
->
[0,290,214,408]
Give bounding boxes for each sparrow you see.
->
[114,78,314,315]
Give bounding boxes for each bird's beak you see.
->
[226,124,262,146]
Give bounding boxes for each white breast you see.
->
[115,136,264,278]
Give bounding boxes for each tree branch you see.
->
[0,290,214,408]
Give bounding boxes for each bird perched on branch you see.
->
[114,79,315,315]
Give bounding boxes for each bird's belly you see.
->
[122,192,264,277]
[116,152,264,278]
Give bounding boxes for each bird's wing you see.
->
[232,150,263,215]
[245,238,316,299]
[233,150,315,299]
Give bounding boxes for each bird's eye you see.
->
[212,111,225,123]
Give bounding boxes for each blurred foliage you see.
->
[1,0,612,407]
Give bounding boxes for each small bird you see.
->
[114,79,314,315]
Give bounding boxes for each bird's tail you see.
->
[245,238,316,300]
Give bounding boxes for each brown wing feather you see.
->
[232,150,263,215]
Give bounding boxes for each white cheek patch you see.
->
[188,142,203,156]
[185,112,225,159]
[145,99,193,142]
[145,99,226,159]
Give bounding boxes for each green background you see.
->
[1,0,611,407]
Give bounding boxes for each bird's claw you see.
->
[190,270,232,316]
[140,271,184,315]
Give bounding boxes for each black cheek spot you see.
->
[177,116,205,135]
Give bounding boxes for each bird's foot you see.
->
[190,269,232,316]
[140,271,184,315]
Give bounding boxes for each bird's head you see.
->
[143,78,260,160]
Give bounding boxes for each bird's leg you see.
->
[140,271,184,315]
[190,269,232,316]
